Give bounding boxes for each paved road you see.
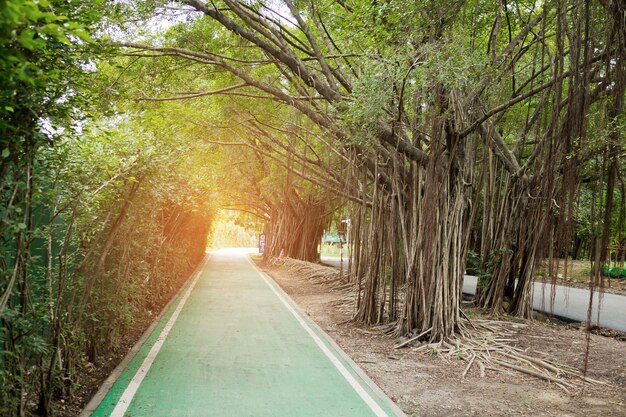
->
[87,249,404,417]
[322,256,626,332]
[463,276,626,332]
[321,256,349,270]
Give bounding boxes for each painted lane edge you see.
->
[246,255,407,417]
[82,255,209,417]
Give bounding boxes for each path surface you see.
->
[87,249,403,417]
[463,276,626,332]
[321,256,626,332]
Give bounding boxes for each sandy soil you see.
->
[262,263,626,417]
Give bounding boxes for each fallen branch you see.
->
[462,354,477,379]
[394,327,433,349]
[493,359,574,387]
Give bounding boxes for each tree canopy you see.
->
[0,0,624,415]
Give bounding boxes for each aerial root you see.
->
[397,320,608,390]
[373,322,400,335]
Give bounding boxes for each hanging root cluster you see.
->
[395,318,608,392]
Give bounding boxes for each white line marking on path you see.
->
[246,256,390,417]
[109,262,205,417]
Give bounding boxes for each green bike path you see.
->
[86,249,405,417]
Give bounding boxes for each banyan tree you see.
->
[118,0,625,341]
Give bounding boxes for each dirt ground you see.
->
[261,263,626,417]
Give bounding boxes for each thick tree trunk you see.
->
[351,90,475,341]
[402,118,474,340]
[265,188,329,262]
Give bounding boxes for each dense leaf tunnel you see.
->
[1,0,625,415]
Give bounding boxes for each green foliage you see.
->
[473,250,513,290]
[1,3,104,412]
[209,211,259,249]
[1,0,624,411]
[1,105,217,414]
[344,60,399,145]
[0,0,98,140]
[0,2,221,415]
[465,250,481,275]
